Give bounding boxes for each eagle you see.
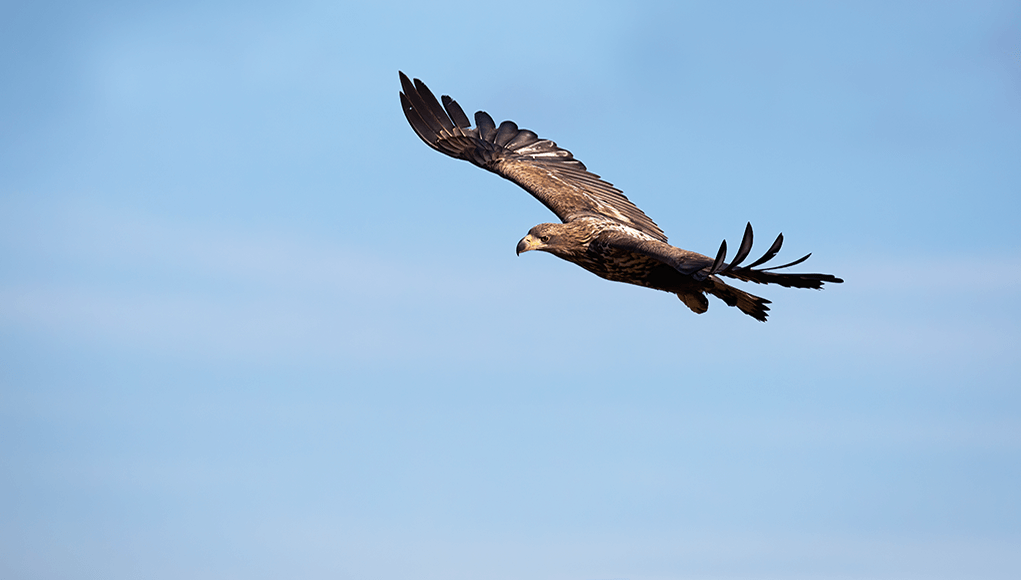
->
[399,72,842,321]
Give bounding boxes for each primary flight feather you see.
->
[399,72,842,321]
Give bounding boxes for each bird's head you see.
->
[516,223,561,256]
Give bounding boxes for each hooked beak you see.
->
[516,234,538,256]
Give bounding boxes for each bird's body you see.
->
[521,219,704,295]
[399,72,842,321]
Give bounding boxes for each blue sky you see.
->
[2,1,1020,579]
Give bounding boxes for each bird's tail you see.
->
[704,276,772,322]
[675,277,772,321]
[678,222,840,321]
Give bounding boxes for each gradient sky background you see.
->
[2,1,1020,579]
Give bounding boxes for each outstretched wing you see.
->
[595,222,844,288]
[399,72,667,242]
[704,223,844,288]
[591,228,715,277]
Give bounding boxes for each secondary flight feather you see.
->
[399,72,842,321]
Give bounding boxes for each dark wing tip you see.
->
[398,71,415,98]
[713,223,843,290]
[397,73,669,241]
[723,222,755,271]
[441,94,472,128]
[710,239,727,275]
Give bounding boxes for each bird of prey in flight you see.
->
[399,72,842,321]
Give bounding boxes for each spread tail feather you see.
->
[677,277,772,322]
[707,276,772,322]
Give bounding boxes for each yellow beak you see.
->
[516,234,539,256]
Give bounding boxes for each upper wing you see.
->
[592,228,715,278]
[595,223,844,288]
[399,72,668,242]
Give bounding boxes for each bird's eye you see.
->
[540,235,550,243]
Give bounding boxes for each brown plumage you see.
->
[399,72,842,321]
